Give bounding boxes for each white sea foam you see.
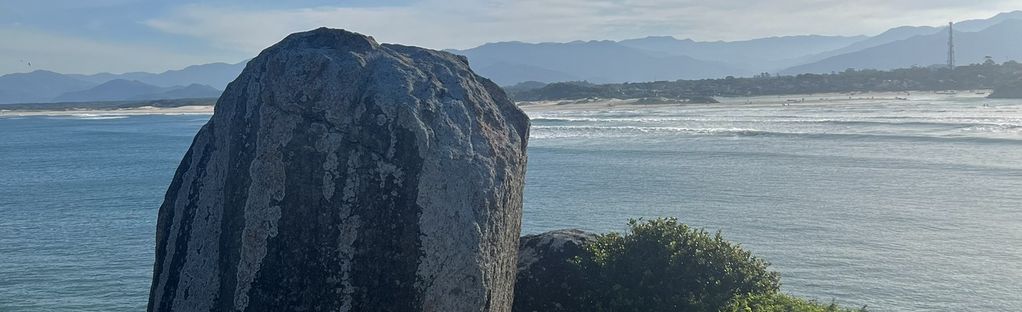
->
[70,114,130,120]
[41,114,131,120]
[529,125,772,139]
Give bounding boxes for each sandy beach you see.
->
[517,90,995,112]
[0,90,996,117]
[0,105,214,117]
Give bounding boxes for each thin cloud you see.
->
[145,0,1018,55]
[3,0,1018,75]
[0,27,220,75]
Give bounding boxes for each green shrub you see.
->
[723,293,868,312]
[573,218,781,312]
[511,218,866,312]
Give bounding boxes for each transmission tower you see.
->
[947,21,955,70]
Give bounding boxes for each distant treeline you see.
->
[506,60,1022,101]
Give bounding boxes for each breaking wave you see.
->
[528,125,1022,143]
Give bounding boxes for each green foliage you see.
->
[511,218,865,312]
[573,218,780,312]
[723,293,869,312]
[988,79,1022,98]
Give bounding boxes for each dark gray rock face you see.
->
[147,28,530,312]
[513,229,597,312]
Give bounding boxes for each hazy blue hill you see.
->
[135,61,244,89]
[55,79,222,103]
[133,83,221,100]
[451,40,741,85]
[783,19,1022,74]
[618,35,865,72]
[784,12,1022,74]
[787,11,1022,72]
[0,70,97,104]
[954,10,1022,31]
[786,25,942,69]
[959,19,1022,61]
[472,61,580,85]
[55,79,166,102]
[0,61,241,104]
[454,10,1022,84]
[69,61,246,90]
[69,72,153,85]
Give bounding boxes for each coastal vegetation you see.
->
[520,218,866,312]
[724,293,865,312]
[508,60,1022,101]
[0,97,216,112]
[989,79,1022,98]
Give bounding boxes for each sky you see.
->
[1,0,1018,75]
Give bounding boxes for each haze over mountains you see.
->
[54,80,221,102]
[784,18,1022,74]
[451,10,1022,85]
[0,62,243,104]
[2,11,1021,104]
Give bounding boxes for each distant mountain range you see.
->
[448,40,743,85]
[54,80,221,102]
[67,62,246,90]
[0,61,245,104]
[451,11,1022,85]
[2,11,1021,104]
[784,18,1022,74]
[616,35,866,74]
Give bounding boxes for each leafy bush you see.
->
[511,218,866,312]
[723,293,868,312]
[573,218,780,312]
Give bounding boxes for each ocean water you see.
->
[2,95,1021,311]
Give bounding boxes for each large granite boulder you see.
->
[147,28,530,312]
[513,229,598,312]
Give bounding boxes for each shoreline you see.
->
[0,90,997,116]
[0,97,217,117]
[0,105,214,117]
[518,90,994,111]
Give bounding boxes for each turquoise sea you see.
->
[1,94,1020,311]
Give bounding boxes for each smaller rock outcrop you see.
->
[513,229,597,312]
[988,80,1022,98]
